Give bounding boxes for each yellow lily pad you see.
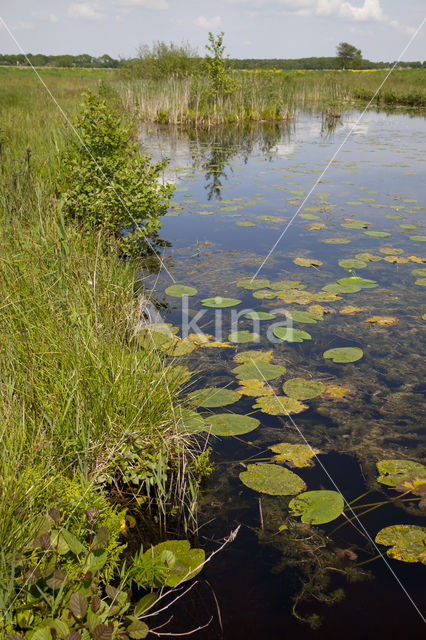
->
[270,443,321,468]
[253,395,308,415]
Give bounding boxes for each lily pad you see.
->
[253,395,308,415]
[365,316,397,326]
[237,278,270,290]
[323,347,363,363]
[142,540,205,587]
[201,297,242,308]
[289,490,345,525]
[228,331,260,344]
[232,361,286,381]
[415,278,426,287]
[375,525,426,564]
[187,387,241,408]
[410,236,426,242]
[161,338,196,356]
[364,231,391,237]
[338,259,367,269]
[354,252,382,262]
[341,220,371,229]
[273,327,312,343]
[322,238,351,244]
[244,311,277,321]
[293,257,323,267]
[176,408,207,434]
[376,459,426,487]
[165,285,198,298]
[336,277,377,289]
[233,350,273,363]
[283,378,325,400]
[205,413,260,436]
[289,310,322,324]
[270,443,321,468]
[237,378,273,397]
[239,463,306,496]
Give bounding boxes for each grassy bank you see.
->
[0,66,202,635]
[119,68,426,125]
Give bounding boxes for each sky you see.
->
[0,1,425,61]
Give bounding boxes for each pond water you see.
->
[140,110,426,638]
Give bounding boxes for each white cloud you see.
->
[68,3,105,20]
[194,15,223,29]
[226,0,385,22]
[113,0,169,8]
[32,11,59,23]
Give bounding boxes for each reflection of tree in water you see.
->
[186,122,294,200]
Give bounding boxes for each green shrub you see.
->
[60,93,174,256]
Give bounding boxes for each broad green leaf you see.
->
[338,259,367,269]
[165,285,197,298]
[376,459,426,487]
[201,297,241,308]
[323,347,363,363]
[135,592,158,615]
[127,620,150,639]
[273,327,312,342]
[239,463,306,495]
[270,443,320,468]
[282,378,325,400]
[204,413,260,436]
[228,330,260,344]
[375,525,426,564]
[233,349,273,363]
[243,311,276,321]
[409,236,426,242]
[288,310,321,324]
[187,387,240,408]
[253,395,308,415]
[289,490,344,524]
[364,231,391,237]
[143,540,205,587]
[231,361,286,381]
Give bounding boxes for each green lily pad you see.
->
[252,289,278,299]
[228,331,260,344]
[354,252,382,262]
[201,297,242,308]
[376,459,426,487]
[410,236,426,242]
[176,408,207,434]
[364,231,391,237]
[283,378,325,400]
[239,463,306,496]
[289,310,322,324]
[269,280,302,290]
[415,278,426,287]
[336,277,377,289]
[233,350,273,363]
[322,282,361,294]
[323,347,363,363]
[205,413,260,436]
[253,395,308,415]
[232,361,286,381]
[375,525,426,564]
[165,285,198,298]
[322,238,351,244]
[338,259,367,269]
[142,540,205,587]
[273,327,312,342]
[237,278,270,290]
[161,338,196,356]
[187,387,241,409]
[289,490,345,525]
[244,311,277,321]
[270,443,321,468]
[341,220,371,229]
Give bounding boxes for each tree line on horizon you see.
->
[1,49,425,71]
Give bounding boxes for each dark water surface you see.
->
[140,110,426,638]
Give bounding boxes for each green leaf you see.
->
[201,297,241,308]
[143,540,205,587]
[228,330,260,343]
[69,592,88,619]
[270,443,321,468]
[364,230,391,237]
[231,361,286,381]
[92,625,113,640]
[134,592,158,616]
[165,284,198,297]
[61,528,86,555]
[127,621,149,639]
[46,569,67,590]
[336,277,377,289]
[409,235,426,242]
[253,395,308,415]
[338,259,367,269]
[50,620,70,638]
[272,327,312,342]
[86,550,107,573]
[92,526,110,551]
[288,310,321,324]
[323,347,363,363]
[243,311,276,320]
[29,630,52,640]
[289,490,344,524]
[204,413,260,436]
[187,387,240,408]
[239,463,306,495]
[282,378,325,400]
[376,459,426,487]
[375,525,426,564]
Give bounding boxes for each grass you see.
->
[119,68,426,125]
[0,65,197,596]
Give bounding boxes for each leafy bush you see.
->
[60,93,174,256]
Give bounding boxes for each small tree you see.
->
[204,31,235,97]
[336,42,362,69]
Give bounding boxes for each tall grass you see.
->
[119,68,426,125]
[0,67,196,561]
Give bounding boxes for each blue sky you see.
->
[0,1,424,61]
